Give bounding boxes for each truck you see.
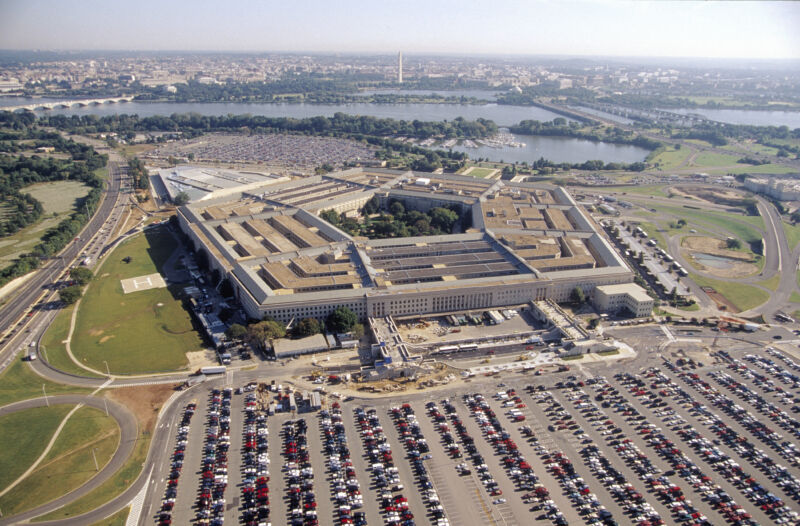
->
[199,366,226,375]
[183,374,206,388]
[741,322,760,332]
[81,257,92,266]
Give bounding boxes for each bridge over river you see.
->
[1,96,134,112]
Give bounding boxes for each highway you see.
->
[0,157,130,371]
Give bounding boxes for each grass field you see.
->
[758,274,781,292]
[650,146,691,171]
[71,228,201,374]
[0,181,92,268]
[0,406,119,516]
[649,204,764,244]
[40,305,103,378]
[465,167,495,178]
[0,359,90,407]
[691,273,770,312]
[611,185,670,198]
[790,292,800,304]
[783,221,800,251]
[90,507,129,526]
[690,151,740,167]
[0,404,73,493]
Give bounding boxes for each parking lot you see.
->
[147,342,800,526]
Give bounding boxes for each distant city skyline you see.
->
[0,0,798,60]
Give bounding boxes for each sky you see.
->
[0,0,799,60]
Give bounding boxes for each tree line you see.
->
[510,118,663,150]
[0,135,107,287]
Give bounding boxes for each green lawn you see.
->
[0,181,91,268]
[789,291,800,304]
[0,406,119,516]
[609,185,670,198]
[465,167,495,178]
[758,274,781,292]
[0,359,90,407]
[649,146,691,171]
[0,404,73,493]
[690,273,770,312]
[691,151,741,167]
[677,302,701,312]
[90,507,129,526]
[636,221,668,249]
[650,204,763,246]
[782,221,800,251]
[34,432,151,522]
[40,305,103,377]
[715,163,797,175]
[71,228,201,374]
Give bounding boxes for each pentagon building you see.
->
[176,168,633,323]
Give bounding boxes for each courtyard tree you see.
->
[173,191,191,206]
[246,320,286,350]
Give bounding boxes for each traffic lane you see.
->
[306,410,336,526]
[0,394,138,526]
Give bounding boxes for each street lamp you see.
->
[91,447,99,471]
[103,360,110,377]
[42,384,49,407]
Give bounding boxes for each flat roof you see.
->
[596,283,653,302]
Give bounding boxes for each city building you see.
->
[744,176,800,202]
[177,168,634,323]
[592,283,654,318]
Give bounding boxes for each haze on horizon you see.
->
[0,0,799,61]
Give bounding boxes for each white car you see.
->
[493,498,506,505]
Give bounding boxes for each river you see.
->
[0,97,652,163]
[663,108,800,128]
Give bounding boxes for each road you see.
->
[0,157,130,370]
[0,394,138,526]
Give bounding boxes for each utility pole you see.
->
[103,397,109,417]
[91,447,99,471]
[42,384,49,406]
[103,360,111,377]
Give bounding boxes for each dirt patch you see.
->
[105,383,177,433]
[98,335,115,344]
[703,288,740,313]
[88,329,104,337]
[682,236,752,260]
[186,350,218,371]
[681,235,758,278]
[673,186,751,208]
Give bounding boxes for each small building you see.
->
[593,283,654,318]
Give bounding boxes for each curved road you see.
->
[0,395,138,526]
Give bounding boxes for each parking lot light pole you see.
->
[42,384,49,406]
[103,397,109,416]
[91,448,99,471]
[103,360,110,377]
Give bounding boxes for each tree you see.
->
[326,306,358,333]
[726,238,742,250]
[59,285,82,304]
[570,286,586,305]
[293,317,322,338]
[246,320,286,349]
[320,209,340,226]
[429,207,459,232]
[225,323,247,341]
[389,200,405,217]
[173,191,191,206]
[791,210,800,224]
[676,218,687,227]
[69,266,93,285]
